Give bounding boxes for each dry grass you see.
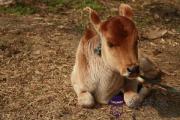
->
[0,0,180,120]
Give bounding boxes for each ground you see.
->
[0,0,180,120]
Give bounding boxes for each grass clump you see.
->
[0,0,105,15]
[41,0,68,12]
[0,2,37,15]
[44,0,105,13]
[78,0,104,11]
[41,0,67,7]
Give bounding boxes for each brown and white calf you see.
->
[71,4,160,108]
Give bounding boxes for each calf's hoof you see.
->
[78,92,95,108]
[124,92,143,108]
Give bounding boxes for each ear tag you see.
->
[94,43,101,56]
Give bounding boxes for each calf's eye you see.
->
[107,42,114,48]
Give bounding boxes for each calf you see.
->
[71,4,160,108]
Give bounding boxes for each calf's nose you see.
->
[127,65,140,74]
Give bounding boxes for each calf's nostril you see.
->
[127,67,133,73]
[127,65,139,74]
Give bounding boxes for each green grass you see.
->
[46,0,105,13]
[41,0,67,7]
[0,0,105,15]
[41,0,68,12]
[135,16,155,28]
[78,0,105,11]
[0,3,37,15]
[0,0,67,15]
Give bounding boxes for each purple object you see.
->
[109,95,124,118]
[109,95,124,105]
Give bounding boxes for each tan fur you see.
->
[71,4,160,108]
[119,3,133,20]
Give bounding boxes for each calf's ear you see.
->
[119,4,133,20]
[83,7,101,32]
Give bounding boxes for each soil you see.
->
[0,0,180,120]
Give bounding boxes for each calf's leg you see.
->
[77,91,95,108]
[123,80,150,108]
[71,70,95,108]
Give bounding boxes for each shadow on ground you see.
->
[143,88,180,118]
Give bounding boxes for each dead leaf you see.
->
[143,28,167,40]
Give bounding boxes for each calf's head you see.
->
[84,4,139,78]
